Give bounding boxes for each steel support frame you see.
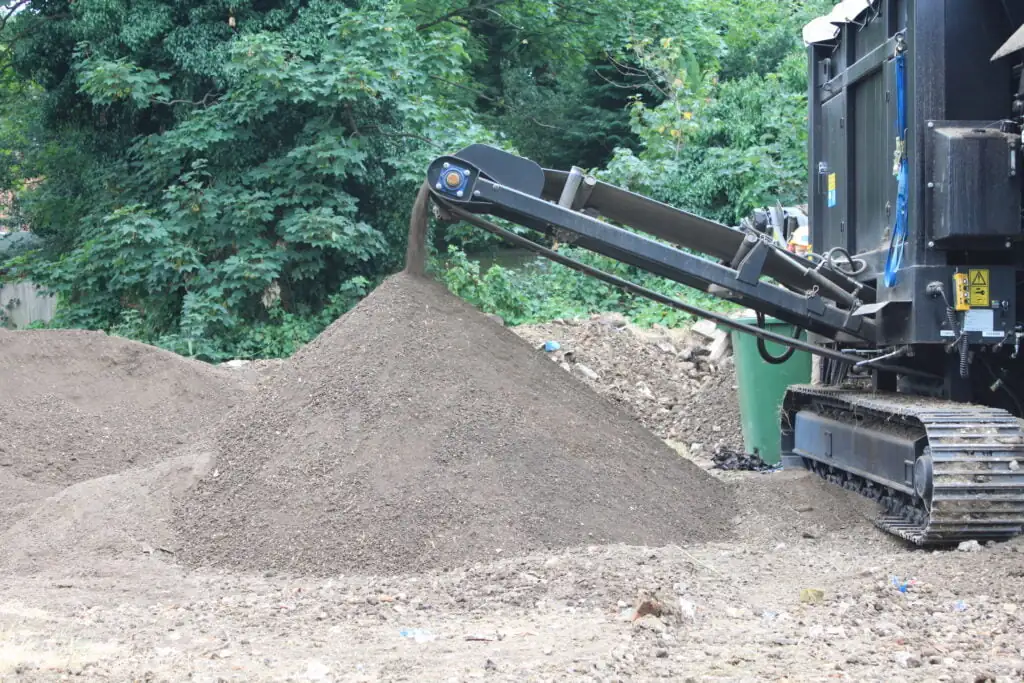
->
[465,178,877,342]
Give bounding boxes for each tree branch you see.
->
[0,0,30,34]
[416,0,514,31]
[156,91,220,108]
[428,74,497,102]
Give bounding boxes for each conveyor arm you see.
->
[425,144,878,344]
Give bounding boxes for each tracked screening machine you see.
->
[410,0,1024,545]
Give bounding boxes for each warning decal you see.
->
[827,173,837,208]
[968,269,990,308]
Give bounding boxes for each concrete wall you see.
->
[1,281,56,328]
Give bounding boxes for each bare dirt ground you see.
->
[2,473,1022,682]
[2,282,1023,682]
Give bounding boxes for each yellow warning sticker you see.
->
[827,173,836,192]
[953,272,970,311]
[969,269,990,308]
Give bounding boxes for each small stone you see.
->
[655,649,669,658]
[576,364,600,381]
[484,659,497,672]
[598,312,628,328]
[894,652,923,669]
[957,540,982,553]
[1002,603,1018,615]
[543,646,554,656]
[1010,460,1020,471]
[305,660,330,681]
[485,313,505,326]
[633,615,666,634]
[692,320,718,340]
[800,589,825,604]
[708,335,732,362]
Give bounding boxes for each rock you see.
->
[709,335,732,362]
[894,652,923,669]
[633,594,678,623]
[799,589,825,604]
[957,540,982,553]
[692,320,719,341]
[306,660,331,681]
[576,364,600,381]
[655,649,669,658]
[633,615,667,634]
[485,313,506,327]
[223,359,251,368]
[677,599,697,623]
[1002,603,1018,615]
[1009,460,1020,472]
[597,312,628,328]
[657,342,678,355]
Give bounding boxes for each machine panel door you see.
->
[817,92,848,254]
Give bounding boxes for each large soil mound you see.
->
[176,274,734,575]
[0,329,246,486]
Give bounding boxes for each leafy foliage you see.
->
[4,1,489,359]
[1,0,833,354]
[439,245,737,327]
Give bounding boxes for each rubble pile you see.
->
[512,314,744,456]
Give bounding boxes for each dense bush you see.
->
[0,0,833,357]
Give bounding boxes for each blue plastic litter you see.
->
[399,628,436,642]
[891,576,916,593]
[543,341,561,352]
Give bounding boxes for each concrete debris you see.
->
[708,334,732,362]
[958,540,983,553]
[305,660,331,681]
[513,317,742,454]
[692,320,719,341]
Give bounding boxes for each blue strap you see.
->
[884,51,908,288]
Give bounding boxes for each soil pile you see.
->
[176,274,733,575]
[0,329,247,486]
[513,317,744,454]
[0,449,215,575]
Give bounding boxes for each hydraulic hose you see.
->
[755,311,801,365]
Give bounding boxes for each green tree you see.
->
[5,0,488,359]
